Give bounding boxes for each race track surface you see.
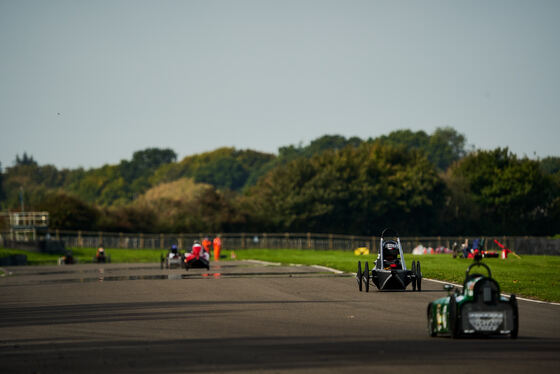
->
[1,261,559,373]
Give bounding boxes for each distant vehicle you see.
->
[427,254,518,338]
[58,250,75,265]
[94,246,110,263]
[356,228,422,292]
[161,245,183,269]
[184,241,210,270]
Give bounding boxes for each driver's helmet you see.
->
[192,241,202,253]
[171,244,178,253]
[383,240,399,261]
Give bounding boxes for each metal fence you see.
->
[2,229,559,255]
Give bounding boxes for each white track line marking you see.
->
[311,265,344,274]
[245,259,281,266]
[424,277,560,306]
[246,259,343,274]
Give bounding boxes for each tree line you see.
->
[1,127,559,236]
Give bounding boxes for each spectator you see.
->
[213,236,222,261]
[202,237,212,255]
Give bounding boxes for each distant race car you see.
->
[184,241,210,271]
[356,228,422,292]
[427,254,518,338]
[161,245,184,269]
[58,251,75,265]
[94,247,110,263]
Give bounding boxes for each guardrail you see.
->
[2,230,559,255]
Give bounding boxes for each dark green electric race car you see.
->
[427,254,519,338]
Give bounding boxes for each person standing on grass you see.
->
[202,237,212,256]
[213,235,222,261]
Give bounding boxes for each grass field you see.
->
[0,247,164,265]
[224,249,560,303]
[1,247,559,303]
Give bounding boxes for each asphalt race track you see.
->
[1,261,559,373]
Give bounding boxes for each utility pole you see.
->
[19,187,24,212]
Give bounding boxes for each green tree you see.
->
[36,192,99,230]
[15,152,37,166]
[374,127,467,170]
[65,165,122,205]
[278,134,363,160]
[63,148,178,206]
[150,147,274,191]
[170,187,241,233]
[245,135,363,188]
[193,157,249,190]
[445,148,557,235]
[120,148,177,183]
[375,129,430,150]
[245,143,444,235]
[427,127,467,170]
[97,205,158,233]
[1,156,68,210]
[540,156,560,175]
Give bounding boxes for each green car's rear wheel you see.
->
[510,294,519,339]
[449,296,460,338]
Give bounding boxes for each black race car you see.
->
[94,246,110,263]
[357,228,422,292]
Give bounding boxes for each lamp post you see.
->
[19,187,24,212]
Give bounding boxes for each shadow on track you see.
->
[0,300,342,328]
[3,336,559,373]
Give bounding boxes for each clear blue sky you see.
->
[1,0,559,169]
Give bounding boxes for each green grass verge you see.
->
[2,247,559,302]
[0,247,165,265]
[222,249,560,303]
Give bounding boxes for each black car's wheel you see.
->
[416,261,422,292]
[411,261,417,291]
[449,296,460,338]
[356,261,363,292]
[364,261,370,293]
[427,303,437,337]
[510,294,519,339]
